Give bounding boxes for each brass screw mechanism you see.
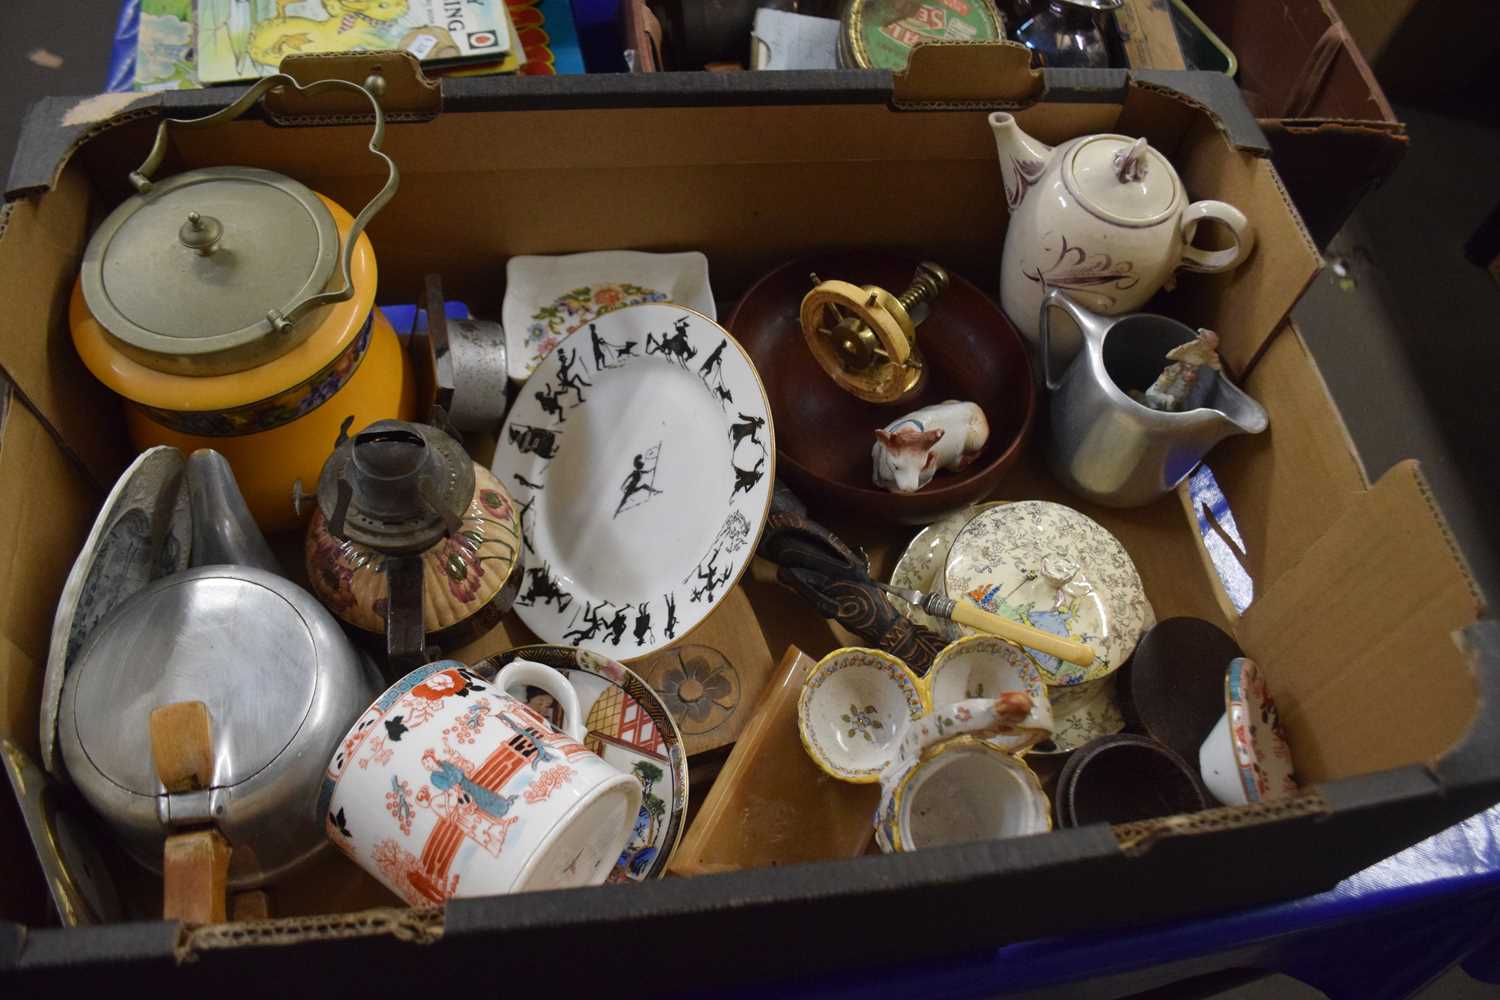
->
[799,261,950,403]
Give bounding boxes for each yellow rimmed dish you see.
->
[797,647,927,784]
[875,736,1051,854]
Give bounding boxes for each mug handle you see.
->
[494,660,587,744]
[1179,201,1256,274]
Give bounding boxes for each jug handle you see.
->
[1179,201,1256,274]
[494,660,588,744]
[1040,289,1107,390]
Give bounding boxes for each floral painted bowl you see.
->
[875,736,1051,853]
[503,251,716,381]
[798,648,927,783]
[924,636,1052,754]
[1200,658,1298,806]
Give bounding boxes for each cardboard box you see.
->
[1328,0,1500,102]
[0,51,1494,991]
[1188,0,1407,247]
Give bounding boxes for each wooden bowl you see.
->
[728,252,1035,524]
[1054,734,1209,828]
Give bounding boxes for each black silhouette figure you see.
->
[605,605,630,645]
[515,493,538,554]
[663,593,678,640]
[535,382,566,423]
[514,473,546,492]
[590,323,639,371]
[646,317,698,367]
[615,448,664,517]
[731,455,766,496]
[691,549,732,603]
[556,347,592,405]
[509,424,560,459]
[729,413,766,451]
[563,602,605,644]
[518,564,571,611]
[633,602,655,646]
[698,339,727,378]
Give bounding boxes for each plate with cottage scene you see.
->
[482,645,688,881]
[493,304,774,660]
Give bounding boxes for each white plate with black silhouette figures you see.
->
[493,304,774,660]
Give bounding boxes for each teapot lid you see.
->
[65,568,326,800]
[79,166,340,376]
[1063,135,1180,226]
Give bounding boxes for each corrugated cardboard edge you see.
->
[1113,792,1330,857]
[181,906,443,960]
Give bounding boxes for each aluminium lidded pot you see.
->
[69,75,417,534]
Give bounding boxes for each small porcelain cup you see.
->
[1198,658,1298,806]
[324,659,642,904]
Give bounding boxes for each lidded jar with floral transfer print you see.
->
[304,419,523,680]
[69,75,416,534]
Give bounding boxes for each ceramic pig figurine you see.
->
[871,401,989,493]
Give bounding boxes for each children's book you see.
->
[135,0,199,90]
[195,0,514,84]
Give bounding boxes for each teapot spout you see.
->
[990,111,1053,210]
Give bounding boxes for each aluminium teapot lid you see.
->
[80,166,339,375]
[66,567,325,799]
[1064,135,1180,226]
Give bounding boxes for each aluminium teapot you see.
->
[990,111,1255,367]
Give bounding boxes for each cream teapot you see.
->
[991,111,1255,367]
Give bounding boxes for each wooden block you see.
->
[1115,0,1187,70]
[670,646,879,875]
[231,890,272,921]
[163,830,230,925]
[149,701,214,792]
[630,586,775,756]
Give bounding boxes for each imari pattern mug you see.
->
[323,659,642,904]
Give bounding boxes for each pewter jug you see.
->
[1041,290,1267,507]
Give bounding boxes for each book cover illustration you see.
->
[196,0,512,84]
[136,0,197,90]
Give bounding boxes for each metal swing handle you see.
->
[127,73,399,335]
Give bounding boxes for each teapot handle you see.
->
[1179,201,1256,274]
[127,72,398,336]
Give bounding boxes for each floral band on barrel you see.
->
[134,314,375,437]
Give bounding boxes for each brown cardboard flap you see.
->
[0,165,134,485]
[1170,115,1323,371]
[1198,322,1368,605]
[1239,461,1485,784]
[0,394,100,753]
[893,41,1042,106]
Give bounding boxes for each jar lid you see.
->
[943,501,1152,686]
[80,166,339,375]
[1063,135,1180,226]
[68,570,320,798]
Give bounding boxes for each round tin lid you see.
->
[840,0,1003,71]
[69,570,320,798]
[80,166,339,374]
[1064,135,1180,226]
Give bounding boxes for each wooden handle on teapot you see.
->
[949,601,1096,668]
[151,701,230,925]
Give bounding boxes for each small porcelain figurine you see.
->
[1133,329,1222,412]
[872,400,990,494]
